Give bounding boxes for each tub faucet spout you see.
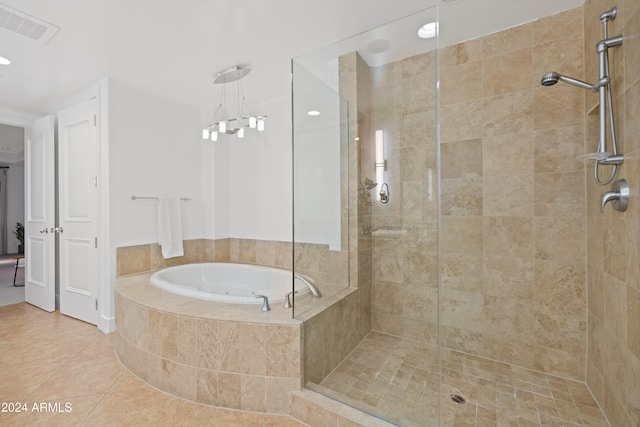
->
[294,274,321,298]
[254,295,271,311]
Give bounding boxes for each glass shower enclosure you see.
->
[292,6,439,426]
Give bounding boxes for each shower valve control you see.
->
[601,179,629,213]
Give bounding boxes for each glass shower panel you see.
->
[293,6,438,426]
[292,61,350,318]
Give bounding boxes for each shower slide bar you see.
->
[540,6,623,186]
[130,195,191,201]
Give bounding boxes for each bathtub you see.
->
[150,262,309,304]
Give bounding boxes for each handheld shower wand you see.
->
[540,71,609,92]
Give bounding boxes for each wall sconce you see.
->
[375,129,389,204]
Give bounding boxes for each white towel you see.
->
[158,197,184,259]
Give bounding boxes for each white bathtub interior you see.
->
[150,262,309,304]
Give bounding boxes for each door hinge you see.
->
[94,237,98,248]
[93,115,97,126]
[95,299,98,310]
[94,176,98,187]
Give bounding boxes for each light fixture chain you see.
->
[240,79,252,117]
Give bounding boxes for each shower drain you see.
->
[449,394,466,404]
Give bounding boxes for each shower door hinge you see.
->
[95,299,98,310]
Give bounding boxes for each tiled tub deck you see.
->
[115,272,302,415]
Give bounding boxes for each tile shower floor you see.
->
[312,331,611,426]
[0,303,307,427]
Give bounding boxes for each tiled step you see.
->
[290,389,400,427]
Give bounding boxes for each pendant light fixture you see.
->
[202,65,266,141]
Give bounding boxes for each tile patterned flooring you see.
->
[0,303,307,427]
[0,302,612,426]
[315,331,611,427]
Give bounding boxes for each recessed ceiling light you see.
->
[307,110,321,117]
[0,55,11,65]
[418,22,438,39]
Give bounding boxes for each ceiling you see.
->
[0,0,584,121]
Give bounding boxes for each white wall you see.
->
[293,123,341,249]
[228,95,292,242]
[204,90,341,246]
[200,106,230,239]
[109,80,204,248]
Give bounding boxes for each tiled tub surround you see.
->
[117,238,350,297]
[116,238,394,425]
[116,238,291,277]
[116,237,367,398]
[114,273,302,414]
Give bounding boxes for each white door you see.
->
[58,99,99,325]
[24,116,56,312]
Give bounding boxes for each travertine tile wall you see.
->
[117,238,290,276]
[583,1,640,425]
[114,292,301,414]
[303,290,368,385]
[369,51,439,344]
[116,239,229,276]
[438,8,587,379]
[301,52,373,385]
[117,238,351,288]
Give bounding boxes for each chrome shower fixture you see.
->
[540,6,623,186]
[379,183,389,204]
[600,7,617,21]
[540,71,609,92]
[601,179,629,213]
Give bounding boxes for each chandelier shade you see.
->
[203,65,266,140]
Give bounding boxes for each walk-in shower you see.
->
[292,4,613,426]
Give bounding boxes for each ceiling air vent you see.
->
[0,2,59,44]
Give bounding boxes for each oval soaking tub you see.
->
[150,262,309,304]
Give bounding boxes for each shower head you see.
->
[540,71,560,86]
[540,71,608,92]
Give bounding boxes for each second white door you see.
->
[58,98,100,325]
[24,115,56,312]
